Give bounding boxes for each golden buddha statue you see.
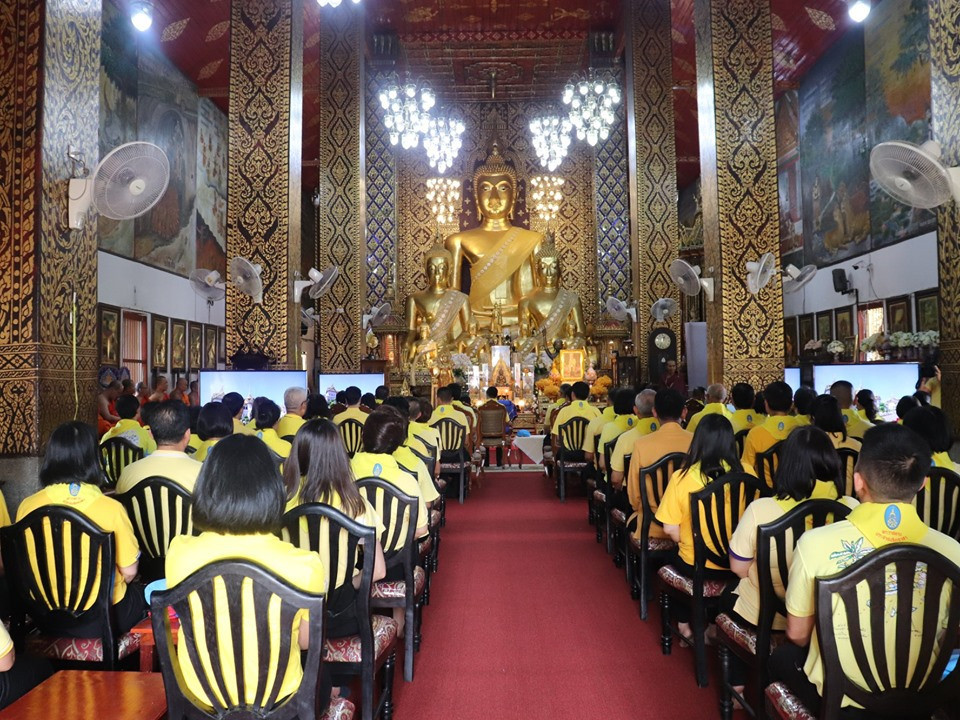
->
[404,245,472,362]
[517,239,586,347]
[459,319,490,361]
[445,143,543,326]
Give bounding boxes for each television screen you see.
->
[199,370,308,421]
[811,363,919,422]
[316,373,385,404]
[784,367,801,390]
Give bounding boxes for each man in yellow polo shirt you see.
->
[253,398,292,458]
[100,394,157,453]
[609,389,659,480]
[117,400,201,493]
[407,398,441,456]
[584,388,635,462]
[829,379,873,440]
[430,386,472,460]
[553,381,600,438]
[384,396,441,506]
[222,391,256,435]
[333,386,368,426]
[771,424,960,715]
[684,383,732,436]
[729,383,760,434]
[276,386,308,439]
[543,383,573,434]
[741,381,800,475]
[448,383,477,424]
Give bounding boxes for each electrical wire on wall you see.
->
[71,290,79,420]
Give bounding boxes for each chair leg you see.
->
[559,466,566,502]
[627,548,639,600]
[692,605,709,688]
[382,651,396,720]
[587,492,594,526]
[458,467,465,504]
[718,644,734,720]
[414,597,423,653]
[614,525,625,569]
[639,551,650,620]
[595,499,604,543]
[660,591,672,655]
[604,506,613,554]
[404,604,415,682]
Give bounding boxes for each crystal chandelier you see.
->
[562,70,621,146]
[529,115,572,172]
[529,175,565,226]
[316,0,360,7]
[426,178,461,227]
[424,115,465,174]
[378,77,436,150]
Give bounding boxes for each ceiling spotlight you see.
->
[848,0,870,22]
[130,0,153,31]
[316,0,361,7]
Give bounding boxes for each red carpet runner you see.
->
[393,471,714,719]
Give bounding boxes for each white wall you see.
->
[783,231,938,318]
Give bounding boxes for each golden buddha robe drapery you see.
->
[467,228,541,309]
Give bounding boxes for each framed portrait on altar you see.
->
[98,304,120,368]
[151,314,168,371]
[815,311,833,342]
[188,323,202,371]
[217,327,226,364]
[915,291,939,332]
[203,325,217,369]
[170,319,186,373]
[559,349,586,382]
[886,296,911,334]
[784,317,798,364]
[798,314,815,351]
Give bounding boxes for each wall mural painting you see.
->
[799,28,871,269]
[776,90,803,269]
[864,0,935,247]
[196,98,228,276]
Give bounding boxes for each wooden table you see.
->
[130,615,179,673]
[0,671,166,720]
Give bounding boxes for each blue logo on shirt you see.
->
[747,414,753,423]
[627,418,634,426]
[650,422,657,431]
[885,505,902,530]
[777,421,785,431]
[842,414,849,424]
[69,483,81,497]
[373,463,383,477]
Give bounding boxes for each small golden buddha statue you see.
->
[445,143,543,326]
[459,319,490,361]
[517,240,586,347]
[404,245,472,362]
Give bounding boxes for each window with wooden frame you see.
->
[122,311,148,386]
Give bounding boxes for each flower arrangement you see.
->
[826,340,845,355]
[592,375,612,397]
[888,331,914,349]
[914,330,939,348]
[803,339,822,352]
[860,332,885,353]
[535,378,560,400]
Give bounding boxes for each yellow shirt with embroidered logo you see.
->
[393,445,440,505]
[840,408,873,440]
[275,413,305,440]
[350,453,429,547]
[428,404,469,429]
[256,428,292,459]
[333,407,368,426]
[729,409,761,435]
[233,417,256,436]
[100,418,157,454]
[685,402,733,436]
[609,419,660,474]
[165,532,325,709]
[408,422,441,455]
[552,400,601,437]
[785,502,960,708]
[588,414,639,456]
[582,414,611,455]
[17,483,140,604]
[116,449,202,494]
[741,415,800,477]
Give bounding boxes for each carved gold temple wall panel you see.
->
[317,7,363,372]
[365,70,398,309]
[397,102,598,330]
[695,0,784,389]
[929,0,960,418]
[226,0,302,366]
[628,0,682,348]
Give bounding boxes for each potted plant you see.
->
[826,339,845,363]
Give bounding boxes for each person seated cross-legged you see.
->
[769,423,960,719]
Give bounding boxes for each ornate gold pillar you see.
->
[929,0,960,418]
[0,0,100,456]
[226,0,303,366]
[316,7,364,372]
[625,0,682,369]
[695,0,783,388]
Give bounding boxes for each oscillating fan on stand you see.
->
[605,297,638,324]
[870,140,960,209]
[669,259,714,301]
[650,298,678,323]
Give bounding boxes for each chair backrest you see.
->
[602,438,618,478]
[411,435,438,462]
[1,507,117,661]
[99,437,145,486]
[356,477,419,560]
[637,452,687,543]
[478,405,507,438]
[690,472,766,572]
[915,467,960,540]
[338,419,365,458]
[836,447,858,497]
[557,417,589,456]
[754,499,852,667]
[432,418,466,453]
[755,441,783,490]
[281,434,296,443]
[116,476,195,582]
[734,429,749,457]
[815,544,960,719]
[150,560,325,719]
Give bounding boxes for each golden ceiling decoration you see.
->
[197,59,222,80]
[671,28,686,45]
[804,6,836,31]
[770,12,785,31]
[206,20,229,42]
[305,31,320,49]
[161,18,191,42]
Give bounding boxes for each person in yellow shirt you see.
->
[684,383,732,436]
[117,400,202,493]
[276,386,308,440]
[448,383,477,425]
[543,383,573,434]
[810,394,861,451]
[552,382,601,463]
[0,620,52,709]
[918,363,942,408]
[18,422,144,635]
[375,385,390,406]
[609,389,659,484]
[253,398,293,458]
[828,380,873,440]
[165,433,326,708]
[193,401,235,462]
[770,424,960,715]
[186,406,203,454]
[585,389,635,462]
[406,397,441,457]
[222,391,256,435]
[902,405,956,472]
[729,383,760,435]
[429,387,472,460]
[333,386,368,427]
[100,394,157,453]
[741,381,800,476]
[792,386,816,427]
[383,396,441,506]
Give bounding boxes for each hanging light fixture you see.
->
[426,178,461,228]
[529,175,565,227]
[129,0,153,31]
[424,114,465,174]
[316,0,361,7]
[378,75,436,150]
[529,115,572,172]
[562,69,621,146]
[847,0,870,22]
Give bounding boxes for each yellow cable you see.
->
[72,292,79,420]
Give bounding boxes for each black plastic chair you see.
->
[410,442,445,531]
[281,503,396,720]
[358,478,423,683]
[765,544,960,720]
[555,416,590,502]
[99,436,145,487]
[338,419,365,458]
[836,447,858,497]
[281,434,296,443]
[915,467,960,540]
[754,441,783,490]
[592,438,617,545]
[658,472,765,687]
[432,418,469,505]
[586,431,605,528]
[717,499,851,719]
[116,476,195,582]
[627,452,685,620]
[1,507,138,669]
[735,429,749,457]
[150,559,353,719]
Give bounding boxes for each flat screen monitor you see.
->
[199,370,308,420]
[812,363,919,422]
[784,367,801,390]
[316,373,385,404]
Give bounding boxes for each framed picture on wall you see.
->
[188,323,202,372]
[799,314,815,351]
[203,325,217,370]
[815,311,833,342]
[886,296,911,333]
[170,319,187,373]
[834,306,854,344]
[98,304,121,368]
[217,327,226,364]
[784,317,799,364]
[915,291,939,332]
[151,314,168,371]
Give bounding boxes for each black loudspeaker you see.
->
[832,269,849,293]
